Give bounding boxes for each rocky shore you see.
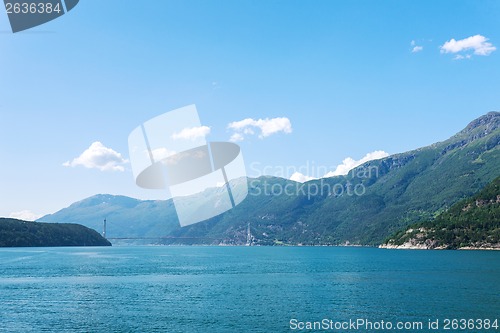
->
[379,241,499,250]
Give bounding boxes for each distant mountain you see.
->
[40,112,500,245]
[0,218,111,247]
[381,176,500,249]
[40,195,179,242]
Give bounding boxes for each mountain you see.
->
[0,218,111,247]
[40,194,180,242]
[381,176,500,249]
[40,112,500,245]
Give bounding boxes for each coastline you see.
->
[379,243,500,250]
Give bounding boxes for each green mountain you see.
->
[382,176,500,249]
[39,194,179,242]
[40,112,500,245]
[0,218,111,247]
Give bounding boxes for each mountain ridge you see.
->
[40,112,500,245]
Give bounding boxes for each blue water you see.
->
[0,246,498,332]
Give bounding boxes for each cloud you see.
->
[324,150,389,177]
[410,40,423,53]
[229,133,244,142]
[172,126,210,141]
[441,35,496,58]
[289,150,390,183]
[9,210,42,221]
[290,172,315,183]
[151,148,177,161]
[412,46,423,53]
[63,141,128,172]
[228,117,292,141]
[453,54,472,61]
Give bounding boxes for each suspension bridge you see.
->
[100,219,253,244]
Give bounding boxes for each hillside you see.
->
[41,112,500,245]
[0,218,111,247]
[381,176,500,250]
[162,112,500,245]
[39,195,180,244]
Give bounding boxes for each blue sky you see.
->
[1,0,499,219]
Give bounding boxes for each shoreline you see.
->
[379,244,500,251]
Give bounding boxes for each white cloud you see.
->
[289,150,390,183]
[453,54,471,60]
[324,150,389,177]
[412,46,423,53]
[410,40,423,53]
[441,35,496,58]
[172,126,210,141]
[228,117,292,141]
[63,141,128,172]
[290,172,315,183]
[9,210,42,221]
[151,148,177,161]
[229,133,244,142]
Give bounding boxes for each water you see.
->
[0,246,498,332]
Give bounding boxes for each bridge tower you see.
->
[246,223,252,246]
[103,218,107,238]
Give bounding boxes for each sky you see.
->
[1,0,500,220]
